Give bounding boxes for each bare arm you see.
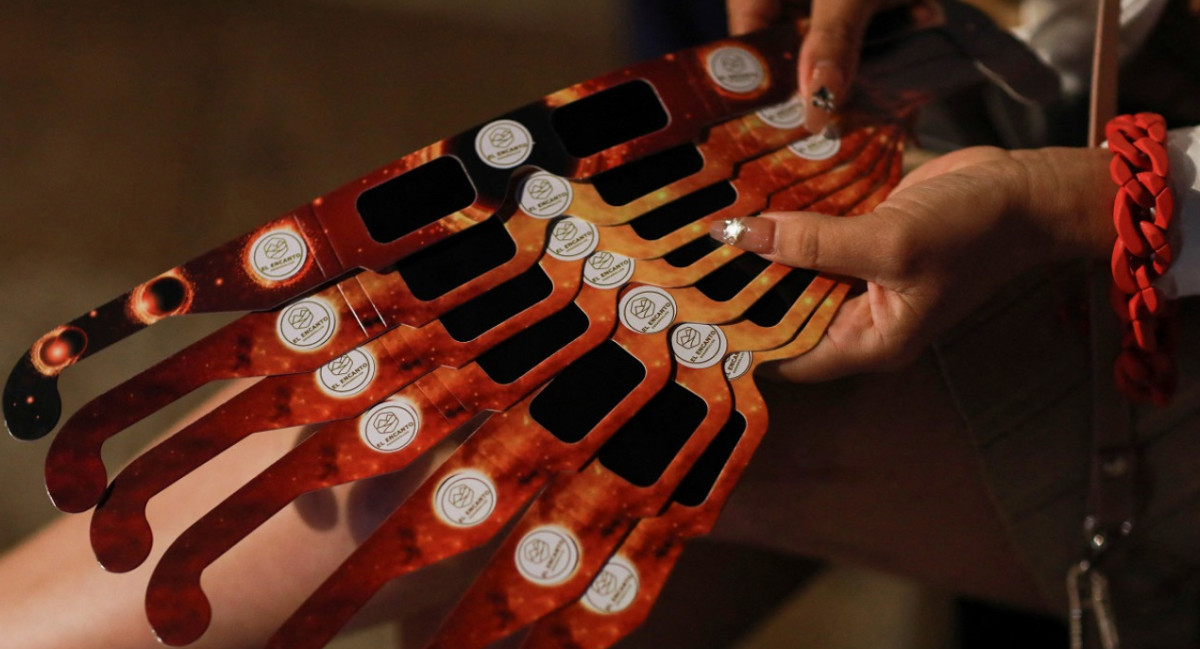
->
[0,381,469,649]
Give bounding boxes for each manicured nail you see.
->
[709,217,775,253]
[805,62,843,133]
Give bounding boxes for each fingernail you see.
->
[709,217,776,253]
[805,62,843,133]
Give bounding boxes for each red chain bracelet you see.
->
[1107,112,1178,405]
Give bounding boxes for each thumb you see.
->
[709,211,887,280]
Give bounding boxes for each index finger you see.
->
[800,0,887,132]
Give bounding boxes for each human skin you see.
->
[711,145,1117,381]
[699,144,1125,620]
[727,0,909,132]
[0,146,1114,649]
[0,3,1126,647]
[0,380,488,649]
[0,9,1122,642]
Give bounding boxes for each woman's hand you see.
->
[711,146,1117,381]
[726,0,902,132]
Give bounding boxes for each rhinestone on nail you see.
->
[812,85,836,112]
[720,218,747,246]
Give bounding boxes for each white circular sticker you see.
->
[433,470,497,527]
[317,348,376,397]
[756,95,805,129]
[277,297,337,351]
[671,323,728,369]
[582,251,635,289]
[787,133,841,161]
[514,525,581,586]
[358,398,421,453]
[723,351,754,380]
[475,119,533,169]
[583,555,640,614]
[249,230,308,282]
[705,46,765,93]
[520,172,574,219]
[618,286,678,334]
[546,217,599,261]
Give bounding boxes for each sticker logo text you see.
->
[619,286,678,334]
[756,95,805,129]
[723,351,754,379]
[583,555,640,614]
[520,173,573,218]
[514,526,581,586]
[671,323,728,369]
[583,251,635,289]
[249,230,308,282]
[475,119,533,169]
[434,470,497,527]
[317,348,376,397]
[706,46,765,93]
[546,217,599,261]
[788,133,841,161]
[277,297,337,351]
[359,398,421,453]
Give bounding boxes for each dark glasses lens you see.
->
[357,155,478,244]
[661,237,724,268]
[628,181,738,240]
[596,382,709,488]
[438,263,557,343]
[669,412,747,507]
[744,268,820,327]
[474,303,592,385]
[694,254,774,302]
[550,80,670,158]
[528,340,648,444]
[391,217,517,302]
[590,144,705,206]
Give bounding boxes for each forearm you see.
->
[0,380,468,649]
[0,421,359,649]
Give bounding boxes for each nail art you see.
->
[720,218,748,246]
[710,216,775,253]
[811,85,836,113]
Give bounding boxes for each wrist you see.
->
[1010,147,1117,262]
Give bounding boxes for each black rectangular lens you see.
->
[744,269,818,327]
[551,80,669,158]
[356,156,477,243]
[629,182,736,240]
[591,144,704,206]
[529,341,646,443]
[694,254,771,301]
[663,237,722,268]
[670,413,746,507]
[393,218,516,302]
[475,304,590,384]
[597,383,708,487]
[439,264,554,342]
